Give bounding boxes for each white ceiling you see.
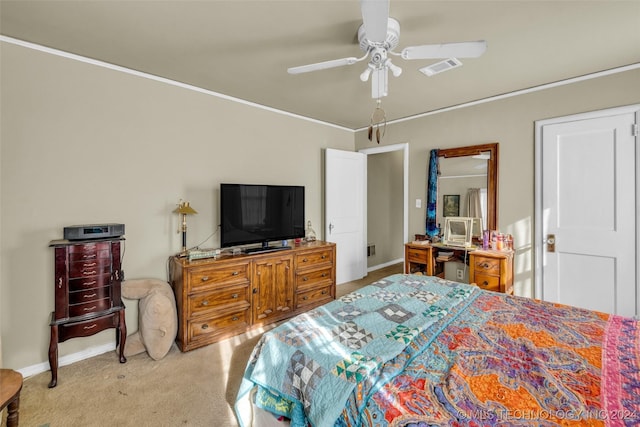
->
[2,0,639,130]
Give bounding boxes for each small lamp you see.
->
[174,200,197,256]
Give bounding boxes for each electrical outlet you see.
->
[456,269,464,280]
[415,198,422,208]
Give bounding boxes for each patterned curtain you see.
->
[426,149,439,237]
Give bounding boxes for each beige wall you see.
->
[356,68,640,299]
[0,43,354,370]
[366,150,404,268]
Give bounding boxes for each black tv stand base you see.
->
[244,246,292,255]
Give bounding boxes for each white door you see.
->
[537,108,638,316]
[325,148,366,284]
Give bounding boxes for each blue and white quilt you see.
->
[235,273,479,427]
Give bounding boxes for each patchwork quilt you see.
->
[235,274,640,427]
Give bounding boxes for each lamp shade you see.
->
[173,202,197,215]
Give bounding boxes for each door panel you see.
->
[325,148,366,284]
[540,110,637,316]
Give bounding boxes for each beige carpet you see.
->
[12,264,402,427]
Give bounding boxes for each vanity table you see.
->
[404,242,513,295]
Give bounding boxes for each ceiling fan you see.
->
[287,0,487,99]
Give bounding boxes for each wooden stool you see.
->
[0,369,23,427]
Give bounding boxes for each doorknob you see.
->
[329,223,335,234]
[544,234,556,252]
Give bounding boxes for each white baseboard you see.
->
[17,341,116,379]
[367,258,404,273]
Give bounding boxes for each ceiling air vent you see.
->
[419,58,462,76]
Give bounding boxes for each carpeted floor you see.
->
[11,263,402,427]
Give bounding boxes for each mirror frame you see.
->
[437,143,499,232]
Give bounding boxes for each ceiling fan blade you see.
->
[287,57,359,74]
[360,0,390,44]
[401,40,487,60]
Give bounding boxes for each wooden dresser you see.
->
[48,238,127,388]
[169,241,336,351]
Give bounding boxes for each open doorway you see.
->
[359,143,408,272]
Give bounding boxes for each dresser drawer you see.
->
[473,274,500,292]
[68,273,112,291]
[295,267,333,292]
[69,286,111,305]
[69,297,111,317]
[472,257,501,275]
[189,309,249,340]
[407,247,429,263]
[188,284,250,317]
[295,249,333,269]
[69,260,111,279]
[187,262,250,292]
[296,285,333,310]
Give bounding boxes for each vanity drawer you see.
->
[473,274,500,292]
[189,309,249,340]
[296,285,333,310]
[68,260,111,279]
[407,247,429,263]
[69,286,111,305]
[187,261,250,292]
[188,284,250,317]
[472,257,501,275]
[68,274,112,291]
[69,297,111,317]
[58,314,118,341]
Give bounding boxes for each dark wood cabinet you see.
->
[48,238,127,388]
[169,241,336,352]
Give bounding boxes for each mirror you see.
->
[437,143,498,233]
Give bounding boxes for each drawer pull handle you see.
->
[83,305,97,311]
[480,263,490,269]
[58,277,63,288]
[82,254,97,259]
[321,255,326,259]
[302,258,308,262]
[482,281,489,287]
[82,271,97,276]
[302,296,308,300]
[83,293,97,299]
[202,324,209,330]
[83,262,97,267]
[202,300,209,306]
[201,276,209,282]
[232,271,239,276]
[321,290,327,295]
[83,324,97,330]
[232,316,239,321]
[83,280,97,287]
[231,293,238,299]
[303,277,308,281]
[322,273,327,277]
[115,270,119,280]
[264,309,272,314]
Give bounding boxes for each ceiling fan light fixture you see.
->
[360,66,373,82]
[386,60,402,77]
[419,58,462,77]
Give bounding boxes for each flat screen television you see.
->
[220,183,305,251]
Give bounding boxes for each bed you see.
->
[235,273,640,426]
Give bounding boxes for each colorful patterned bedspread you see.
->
[236,274,640,427]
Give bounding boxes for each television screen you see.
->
[220,184,305,249]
